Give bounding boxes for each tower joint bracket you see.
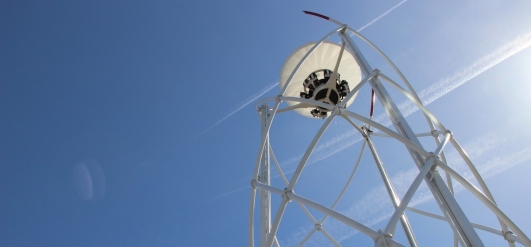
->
[426,152,440,163]
[444,129,453,137]
[375,229,393,246]
[339,25,348,35]
[360,125,373,139]
[282,188,293,203]
[503,231,516,243]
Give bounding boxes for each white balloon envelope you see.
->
[279,41,362,118]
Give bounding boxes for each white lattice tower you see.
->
[249,11,531,247]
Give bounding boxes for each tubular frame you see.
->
[249,14,530,247]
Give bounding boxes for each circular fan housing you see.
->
[280,41,362,118]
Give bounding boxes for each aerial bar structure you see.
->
[249,11,531,247]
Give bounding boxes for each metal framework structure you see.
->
[249,11,531,247]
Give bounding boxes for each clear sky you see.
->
[1,0,531,246]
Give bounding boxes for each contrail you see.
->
[280,32,531,245]
[194,81,277,139]
[291,31,531,168]
[214,32,531,200]
[197,0,408,140]
[213,1,411,199]
[285,133,531,246]
[357,0,408,32]
[414,32,531,109]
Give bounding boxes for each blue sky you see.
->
[1,0,531,246]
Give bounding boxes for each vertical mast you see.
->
[258,105,271,247]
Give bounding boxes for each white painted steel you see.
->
[286,108,338,191]
[249,13,530,247]
[266,109,338,247]
[449,138,515,247]
[364,129,419,247]
[320,139,366,221]
[273,237,280,247]
[285,192,405,247]
[384,156,436,235]
[342,113,419,246]
[378,69,507,247]
[369,131,445,138]
[320,229,342,247]
[349,27,500,247]
[296,139,367,245]
[341,31,484,247]
[258,105,271,247]
[341,110,430,157]
[271,144,340,246]
[249,188,256,247]
[406,207,524,245]
[252,180,404,247]
[436,161,531,246]
[378,70,483,246]
[270,145,342,246]
[252,99,279,180]
[297,227,317,247]
[268,147,288,185]
[279,96,335,112]
[266,197,288,247]
[338,69,378,108]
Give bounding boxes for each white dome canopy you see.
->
[279,41,362,118]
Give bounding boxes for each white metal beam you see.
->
[340,30,484,247]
